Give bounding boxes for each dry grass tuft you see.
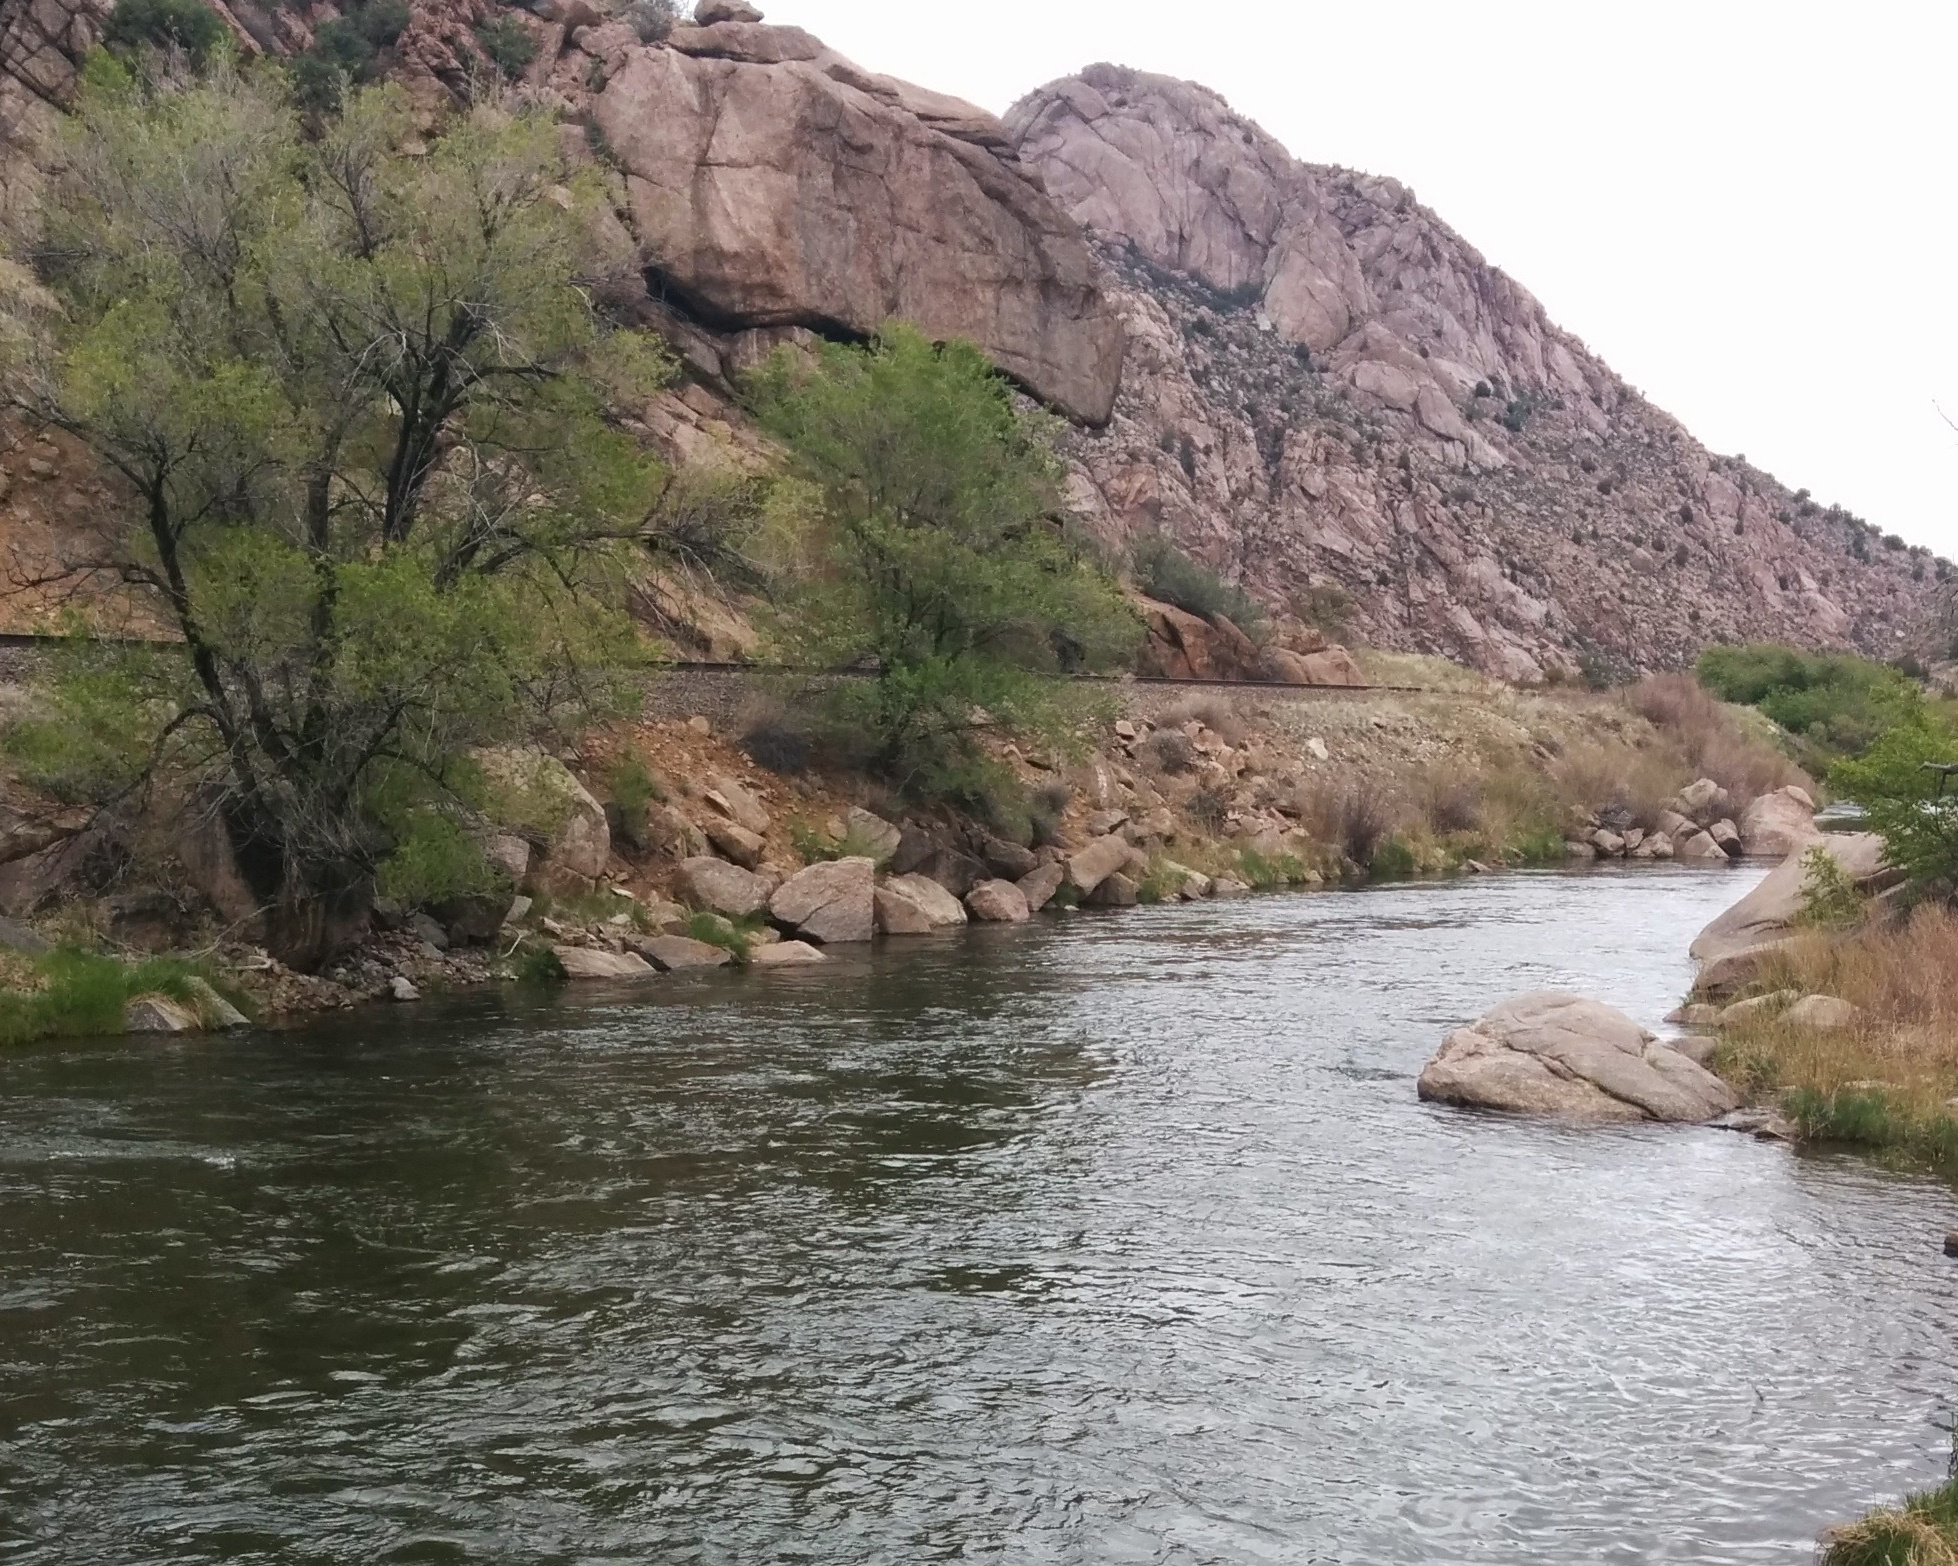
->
[1155,694,1245,746]
[1623,673,1810,807]
[1297,776,1406,867]
[1718,906,1958,1166]
[1821,1509,1958,1566]
[1548,739,1685,829]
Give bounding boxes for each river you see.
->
[2,865,1954,1563]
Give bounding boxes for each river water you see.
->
[2,865,1955,1563]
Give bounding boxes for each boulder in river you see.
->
[1418,991,1739,1123]
[552,945,656,980]
[878,873,968,929]
[966,879,1032,923]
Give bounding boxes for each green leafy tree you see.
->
[745,324,1137,795]
[0,65,673,967]
[1830,704,1958,895]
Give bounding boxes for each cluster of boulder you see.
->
[1419,829,1884,1136]
[1134,596,1365,686]
[1565,779,1819,864]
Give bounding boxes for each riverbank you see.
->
[0,664,1813,1035]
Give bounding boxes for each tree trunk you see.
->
[222,801,372,972]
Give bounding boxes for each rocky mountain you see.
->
[0,4,1943,676]
[1007,65,1944,682]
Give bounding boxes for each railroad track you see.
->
[0,635,1431,695]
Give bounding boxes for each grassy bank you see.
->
[0,947,236,1046]
[1821,1463,1958,1565]
[1714,906,1958,1170]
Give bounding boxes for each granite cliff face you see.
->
[1007,64,1942,681]
[1,12,1944,675]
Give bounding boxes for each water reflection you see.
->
[1,866,1954,1563]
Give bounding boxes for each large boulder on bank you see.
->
[769,857,875,943]
[552,945,657,979]
[677,856,770,918]
[1688,831,1885,996]
[1066,834,1133,895]
[629,934,733,971]
[965,878,1031,923]
[1737,785,1822,858]
[1417,991,1739,1123]
[1017,861,1066,912]
[878,872,968,928]
[475,748,611,895]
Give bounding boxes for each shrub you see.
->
[1369,834,1417,879]
[310,16,375,76]
[1028,780,1070,846]
[1301,779,1399,868]
[1139,729,1194,775]
[1425,779,1481,834]
[1130,531,1266,631]
[1293,582,1352,639]
[1157,693,1244,745]
[741,717,813,775]
[1189,786,1230,835]
[515,944,567,985]
[621,0,682,41]
[474,16,537,78]
[355,0,409,45]
[1797,844,1866,929]
[374,814,502,909]
[102,0,226,63]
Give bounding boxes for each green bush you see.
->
[1696,642,1914,760]
[1830,707,1958,895]
[474,16,538,78]
[102,0,227,64]
[1130,530,1266,631]
[374,814,502,909]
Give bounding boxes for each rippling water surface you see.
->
[3,865,1956,1563]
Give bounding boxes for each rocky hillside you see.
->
[1007,65,1945,681]
[1,5,1944,676]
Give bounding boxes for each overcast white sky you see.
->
[773,0,1958,556]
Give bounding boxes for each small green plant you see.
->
[1797,843,1867,929]
[1134,858,1184,905]
[474,15,538,78]
[1369,835,1418,880]
[1235,848,1305,890]
[684,911,758,962]
[102,0,227,64]
[514,944,567,986]
[789,819,894,866]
